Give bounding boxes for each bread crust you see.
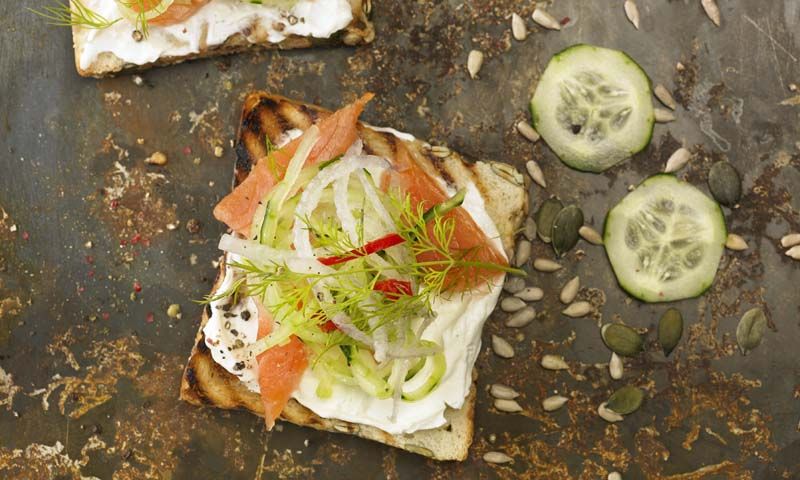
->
[71,0,374,78]
[179,92,528,461]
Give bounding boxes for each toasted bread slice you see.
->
[180,93,528,461]
[71,0,374,78]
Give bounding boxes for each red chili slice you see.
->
[320,320,338,332]
[317,233,405,266]
[373,279,413,300]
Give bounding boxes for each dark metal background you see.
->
[1,1,799,478]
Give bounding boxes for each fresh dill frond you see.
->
[29,0,122,29]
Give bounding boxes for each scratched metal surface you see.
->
[1,0,799,478]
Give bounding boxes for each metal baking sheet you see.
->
[1,0,798,478]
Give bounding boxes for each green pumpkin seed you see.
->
[534,198,563,243]
[606,385,644,415]
[736,308,767,355]
[552,205,584,256]
[708,161,742,207]
[657,308,683,356]
[601,324,644,357]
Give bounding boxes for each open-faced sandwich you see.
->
[38,0,373,77]
[180,93,528,460]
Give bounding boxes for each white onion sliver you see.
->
[357,170,396,233]
[333,174,359,244]
[218,234,297,265]
[330,313,374,346]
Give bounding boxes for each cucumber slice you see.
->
[604,175,726,302]
[531,44,655,172]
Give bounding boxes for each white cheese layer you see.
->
[77,0,353,70]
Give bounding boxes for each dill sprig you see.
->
[29,0,122,29]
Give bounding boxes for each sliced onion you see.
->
[115,0,175,22]
[329,313,374,346]
[333,174,358,244]
[218,233,298,265]
[385,343,441,359]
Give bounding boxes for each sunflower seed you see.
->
[597,402,624,423]
[542,395,569,412]
[467,50,484,79]
[526,160,547,188]
[514,240,532,267]
[483,451,514,464]
[780,233,800,248]
[431,145,451,158]
[654,108,676,123]
[608,473,623,480]
[490,384,520,400]
[523,217,537,241]
[532,8,561,30]
[492,335,515,358]
[658,308,683,356]
[516,120,540,143]
[708,160,742,207]
[552,205,584,256]
[725,233,749,251]
[501,297,527,313]
[787,245,800,260]
[623,0,640,30]
[515,287,544,302]
[654,84,677,110]
[490,162,524,186]
[559,276,580,304]
[701,0,721,27]
[562,301,592,318]
[609,352,624,380]
[506,307,536,328]
[664,147,691,173]
[607,385,644,415]
[578,225,604,245]
[494,398,523,413]
[736,308,767,355]
[533,258,562,272]
[511,13,527,41]
[540,354,569,371]
[503,277,526,294]
[601,324,644,357]
[535,198,564,243]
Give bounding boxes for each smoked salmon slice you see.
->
[214,93,374,236]
[130,0,210,26]
[255,303,308,430]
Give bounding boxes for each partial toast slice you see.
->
[71,0,374,78]
[179,93,528,461]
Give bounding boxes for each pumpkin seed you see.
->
[532,8,561,30]
[542,395,569,412]
[431,145,451,158]
[516,120,540,143]
[608,472,623,480]
[534,198,563,243]
[562,301,592,318]
[609,352,624,380]
[736,308,767,355]
[492,335,515,358]
[506,307,536,328]
[654,84,677,110]
[664,147,691,173]
[578,225,603,245]
[559,276,580,304]
[511,13,527,41]
[494,398,523,413]
[503,276,526,294]
[540,354,569,370]
[654,108,676,123]
[467,50,484,79]
[483,451,514,464]
[657,308,683,356]
[523,217,537,241]
[533,258,562,272]
[552,205,584,256]
[526,160,547,188]
[597,402,624,423]
[606,385,644,415]
[490,162,524,186]
[780,232,800,248]
[514,239,532,267]
[490,384,520,400]
[601,324,644,357]
[725,233,749,251]
[701,0,721,26]
[623,0,640,30]
[515,287,544,302]
[708,160,742,207]
[787,245,800,260]
[501,297,527,313]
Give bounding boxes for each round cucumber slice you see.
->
[531,44,655,172]
[604,175,726,303]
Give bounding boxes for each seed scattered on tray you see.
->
[492,335,515,358]
[483,451,513,464]
[494,398,523,413]
[523,217,537,241]
[654,108,676,123]
[514,239,532,267]
[606,385,644,415]
[526,160,547,188]
[516,120,540,143]
[664,147,691,173]
[515,287,543,302]
[430,145,451,158]
[597,402,624,423]
[166,303,182,319]
[533,258,562,272]
[500,297,527,313]
[601,324,644,357]
[562,301,592,318]
[658,308,683,356]
[505,306,536,328]
[780,232,800,248]
[467,50,484,79]
[540,354,569,371]
[559,276,580,304]
[532,8,562,30]
[725,233,748,251]
[623,0,640,30]
[787,245,800,260]
[701,0,721,27]
[542,395,569,412]
[214,145,224,158]
[654,84,677,110]
[736,308,767,355]
[503,276,526,294]
[578,225,603,245]
[132,75,144,86]
[145,151,168,166]
[490,384,520,400]
[511,13,527,41]
[609,352,623,380]
[608,472,623,480]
